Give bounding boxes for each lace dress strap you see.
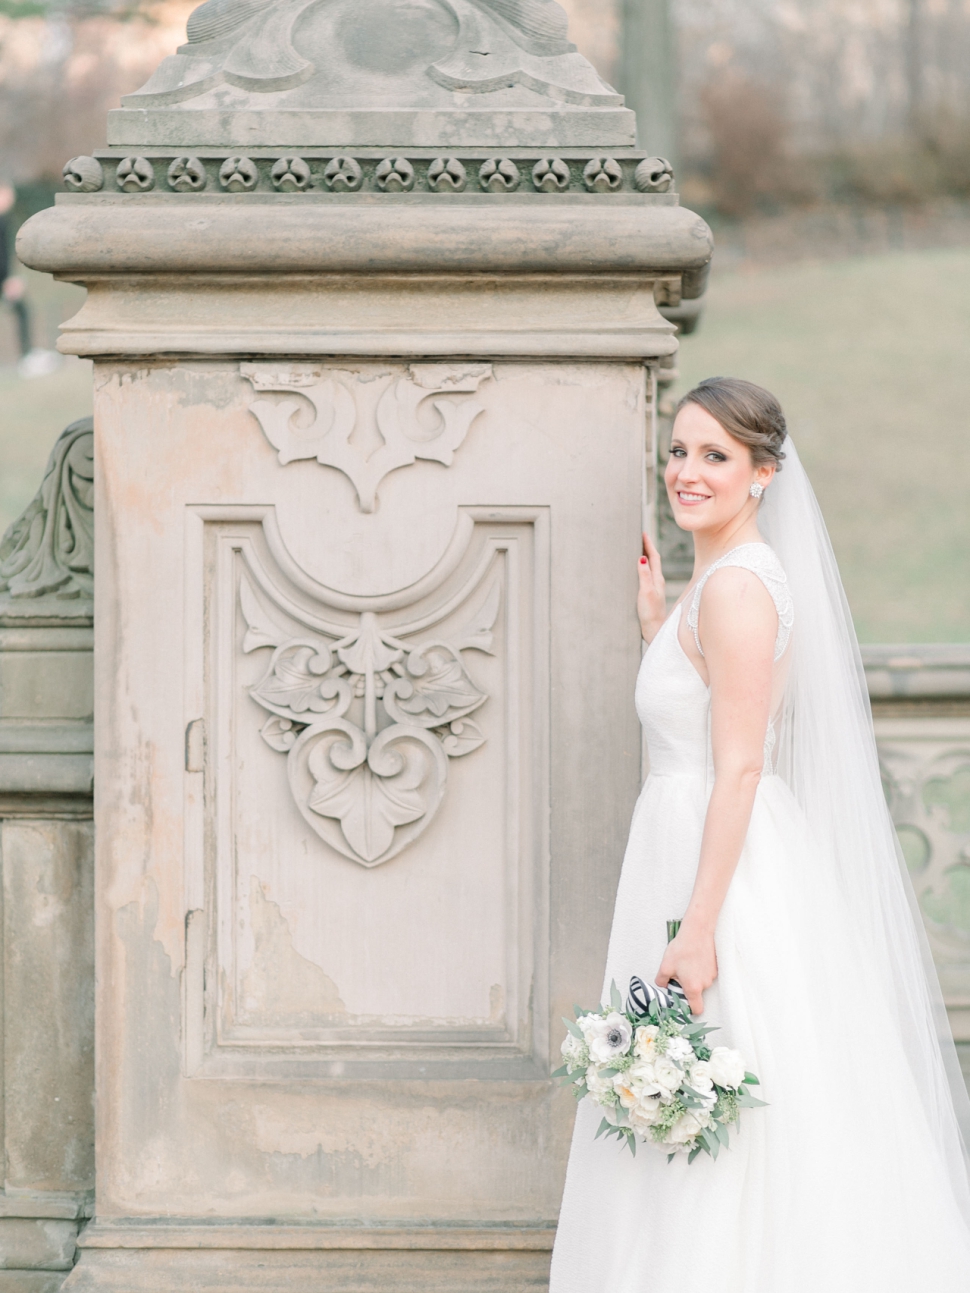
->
[687,543,793,662]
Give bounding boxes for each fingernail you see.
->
[640,557,647,564]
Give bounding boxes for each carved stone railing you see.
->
[0,419,95,1288]
[863,645,970,1077]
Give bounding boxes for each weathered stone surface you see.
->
[20,199,712,277]
[0,1220,76,1271]
[0,1273,69,1293]
[65,1243,552,1292]
[107,0,635,148]
[2,821,95,1194]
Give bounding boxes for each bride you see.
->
[550,377,970,1292]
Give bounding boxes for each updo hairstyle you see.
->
[676,376,787,469]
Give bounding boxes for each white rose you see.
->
[629,1097,664,1135]
[585,1067,617,1105]
[664,1110,710,1146]
[633,1024,659,1058]
[612,1073,637,1109]
[688,1060,714,1095]
[628,1058,662,1094]
[665,1036,694,1062]
[585,1012,633,1066]
[576,1013,600,1039]
[653,1056,682,1094]
[709,1046,747,1090]
[560,1032,586,1064]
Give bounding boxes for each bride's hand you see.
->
[656,926,718,1015]
[637,531,666,642]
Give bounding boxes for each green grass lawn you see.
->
[675,247,970,642]
[2,248,970,642]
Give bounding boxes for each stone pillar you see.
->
[19,4,710,1288]
[0,419,96,1289]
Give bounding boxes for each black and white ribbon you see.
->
[627,975,688,1015]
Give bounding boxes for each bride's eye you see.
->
[670,446,687,458]
[706,451,727,462]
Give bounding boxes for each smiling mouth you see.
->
[677,491,710,504]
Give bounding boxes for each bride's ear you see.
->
[755,463,776,491]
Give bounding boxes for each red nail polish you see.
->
[640,557,647,564]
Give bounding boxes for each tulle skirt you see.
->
[550,772,970,1293]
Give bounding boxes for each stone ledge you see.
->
[862,644,970,699]
[0,754,94,797]
[0,721,93,756]
[0,1195,92,1223]
[62,1245,552,1293]
[105,106,636,149]
[79,1223,555,1251]
[19,202,713,279]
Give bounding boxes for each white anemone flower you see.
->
[584,1012,633,1066]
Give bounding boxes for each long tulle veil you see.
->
[760,439,970,1216]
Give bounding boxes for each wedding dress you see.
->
[550,448,970,1293]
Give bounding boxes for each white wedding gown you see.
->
[550,543,970,1293]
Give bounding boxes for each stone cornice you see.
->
[19,198,712,282]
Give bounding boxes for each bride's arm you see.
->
[655,568,777,1013]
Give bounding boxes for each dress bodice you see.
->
[636,544,793,779]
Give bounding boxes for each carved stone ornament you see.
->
[241,363,491,512]
[583,156,622,192]
[239,562,501,866]
[62,156,104,192]
[480,158,521,192]
[635,156,674,193]
[322,156,362,191]
[219,155,259,191]
[168,155,207,191]
[427,157,467,192]
[121,0,622,118]
[116,156,154,192]
[375,157,415,192]
[532,156,569,191]
[0,417,94,601]
[270,155,311,190]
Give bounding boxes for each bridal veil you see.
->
[760,439,970,1217]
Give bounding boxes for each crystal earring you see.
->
[749,482,764,499]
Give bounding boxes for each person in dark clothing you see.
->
[0,183,32,360]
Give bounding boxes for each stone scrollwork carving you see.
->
[0,417,94,601]
[479,158,521,192]
[62,156,104,193]
[427,157,468,192]
[634,156,674,193]
[583,156,622,192]
[124,0,621,113]
[239,566,500,867]
[271,156,311,191]
[116,156,155,192]
[241,363,492,512]
[219,156,259,192]
[168,156,207,191]
[323,156,363,192]
[881,743,970,944]
[532,157,570,191]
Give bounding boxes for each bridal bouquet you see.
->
[554,981,765,1163]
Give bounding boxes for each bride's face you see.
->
[665,402,775,533]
